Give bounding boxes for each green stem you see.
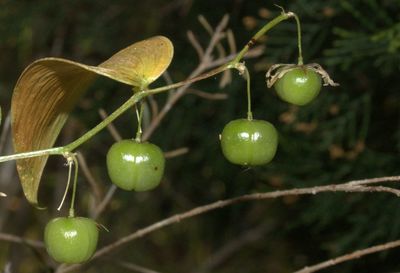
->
[230,11,294,66]
[64,91,146,152]
[135,101,144,142]
[68,155,79,218]
[0,147,64,163]
[147,65,229,95]
[0,11,299,164]
[293,14,304,65]
[243,66,253,120]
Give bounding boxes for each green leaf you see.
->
[11,36,174,205]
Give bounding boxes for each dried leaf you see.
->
[98,36,174,87]
[11,36,174,205]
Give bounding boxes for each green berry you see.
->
[220,119,278,166]
[44,217,98,264]
[106,140,165,191]
[274,66,322,105]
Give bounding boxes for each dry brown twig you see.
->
[0,232,44,249]
[142,14,230,141]
[187,88,228,100]
[187,30,205,60]
[294,239,400,273]
[1,176,400,272]
[76,152,103,204]
[193,220,275,273]
[113,259,162,273]
[54,175,400,273]
[98,108,123,142]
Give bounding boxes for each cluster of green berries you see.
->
[221,65,323,166]
[43,65,325,264]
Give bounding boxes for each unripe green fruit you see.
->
[220,119,278,166]
[106,140,165,191]
[44,217,98,264]
[274,67,322,106]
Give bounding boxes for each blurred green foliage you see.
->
[0,0,400,273]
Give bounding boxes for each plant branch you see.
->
[293,239,400,273]
[0,10,271,164]
[193,220,274,273]
[230,11,294,65]
[58,175,400,273]
[77,152,103,204]
[187,89,228,100]
[98,109,123,141]
[113,259,162,273]
[142,15,231,140]
[92,184,117,220]
[0,232,45,248]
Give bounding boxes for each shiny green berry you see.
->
[44,217,98,264]
[274,66,322,106]
[106,140,165,191]
[220,119,278,166]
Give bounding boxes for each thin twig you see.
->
[293,239,400,273]
[187,89,228,100]
[77,152,103,204]
[142,15,230,141]
[113,260,162,273]
[207,46,265,68]
[98,109,122,142]
[198,15,227,59]
[227,29,237,55]
[0,232,45,248]
[187,30,205,60]
[201,14,229,61]
[79,109,123,222]
[147,95,159,120]
[92,184,117,220]
[193,221,274,273]
[58,175,400,273]
[164,147,189,158]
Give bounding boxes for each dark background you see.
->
[1,0,400,272]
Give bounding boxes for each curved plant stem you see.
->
[64,92,146,152]
[293,14,304,65]
[230,11,295,65]
[0,10,299,164]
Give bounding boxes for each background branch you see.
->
[0,232,45,248]
[294,239,400,273]
[58,175,400,273]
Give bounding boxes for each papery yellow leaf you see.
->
[98,36,174,87]
[11,36,174,205]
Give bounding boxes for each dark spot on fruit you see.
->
[154,166,158,171]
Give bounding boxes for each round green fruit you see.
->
[274,66,322,106]
[44,217,98,264]
[220,119,278,166]
[106,140,165,191]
